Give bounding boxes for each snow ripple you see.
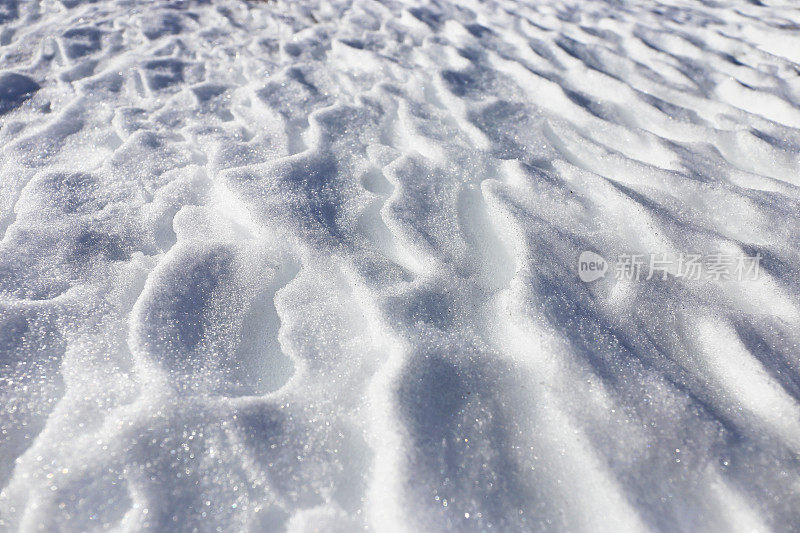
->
[1,0,800,530]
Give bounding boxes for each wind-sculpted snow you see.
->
[1,0,800,530]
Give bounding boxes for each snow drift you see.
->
[1,0,800,530]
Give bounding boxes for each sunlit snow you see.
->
[1,0,800,531]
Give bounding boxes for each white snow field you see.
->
[1,0,800,530]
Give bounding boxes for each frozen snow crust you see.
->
[1,0,800,530]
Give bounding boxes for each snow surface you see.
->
[1,0,800,530]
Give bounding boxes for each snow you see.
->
[1,0,800,530]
